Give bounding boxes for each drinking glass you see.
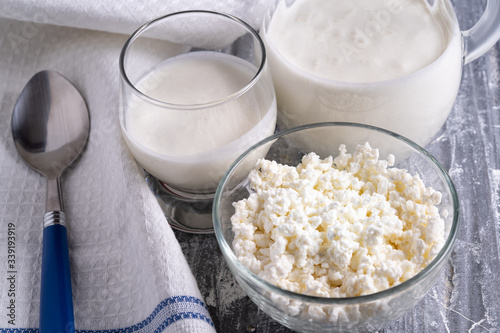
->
[119,11,277,233]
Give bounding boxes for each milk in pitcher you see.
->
[262,0,462,145]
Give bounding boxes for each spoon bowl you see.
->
[12,70,89,180]
[11,70,90,332]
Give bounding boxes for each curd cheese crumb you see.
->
[231,142,446,298]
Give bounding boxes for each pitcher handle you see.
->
[462,0,500,64]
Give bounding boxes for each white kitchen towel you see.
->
[0,0,269,35]
[0,0,270,332]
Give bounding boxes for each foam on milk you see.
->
[123,52,277,192]
[267,0,447,82]
[262,0,462,145]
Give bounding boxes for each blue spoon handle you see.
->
[40,211,75,333]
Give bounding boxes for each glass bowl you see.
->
[213,122,459,332]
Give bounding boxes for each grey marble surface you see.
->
[174,1,500,332]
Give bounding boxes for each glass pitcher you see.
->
[261,0,500,146]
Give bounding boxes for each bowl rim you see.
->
[213,121,460,305]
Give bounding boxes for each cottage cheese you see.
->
[231,143,445,298]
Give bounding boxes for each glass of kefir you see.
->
[119,11,277,233]
[261,0,500,146]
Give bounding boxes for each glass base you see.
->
[144,172,215,234]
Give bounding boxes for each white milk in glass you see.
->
[123,51,277,193]
[262,0,462,146]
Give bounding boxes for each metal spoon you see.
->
[11,70,90,333]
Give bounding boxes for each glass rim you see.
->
[213,121,460,305]
[119,10,267,110]
[261,0,461,87]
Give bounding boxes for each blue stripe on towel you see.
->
[0,295,214,333]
